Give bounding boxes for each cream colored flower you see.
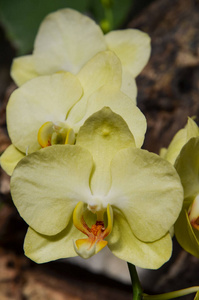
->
[10,108,183,269]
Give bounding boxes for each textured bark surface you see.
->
[0,0,199,299]
[130,0,199,154]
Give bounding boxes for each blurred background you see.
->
[0,0,199,299]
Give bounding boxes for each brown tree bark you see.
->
[130,0,199,154]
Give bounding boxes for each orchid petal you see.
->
[68,51,123,123]
[76,107,135,196]
[11,145,93,235]
[24,220,84,263]
[163,118,199,165]
[77,51,122,97]
[120,70,137,103]
[34,9,107,75]
[175,137,199,199]
[7,72,82,153]
[175,208,199,259]
[74,86,146,148]
[0,144,25,176]
[11,55,38,86]
[108,209,172,269]
[107,147,183,242]
[105,29,151,77]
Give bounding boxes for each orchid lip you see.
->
[38,121,75,148]
[73,201,113,258]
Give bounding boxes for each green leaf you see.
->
[0,0,90,54]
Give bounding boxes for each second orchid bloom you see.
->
[161,118,199,258]
[1,51,146,175]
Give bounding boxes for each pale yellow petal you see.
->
[34,9,107,75]
[77,51,122,97]
[105,29,151,77]
[164,117,199,165]
[68,51,123,122]
[76,107,135,196]
[120,70,137,103]
[175,208,199,259]
[11,55,39,86]
[24,220,84,263]
[108,209,172,269]
[175,137,199,199]
[0,145,25,176]
[107,147,183,242]
[11,145,93,235]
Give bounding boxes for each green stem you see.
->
[128,263,143,300]
[100,0,114,32]
[104,7,113,31]
[143,286,199,300]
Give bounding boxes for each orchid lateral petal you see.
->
[11,55,39,86]
[175,137,199,199]
[120,70,137,103]
[107,147,183,242]
[34,9,107,75]
[108,209,172,269]
[163,117,199,165]
[174,137,199,258]
[67,51,123,122]
[76,107,135,196]
[175,208,199,259]
[77,51,122,98]
[11,145,93,235]
[105,29,151,77]
[0,144,25,176]
[7,72,82,153]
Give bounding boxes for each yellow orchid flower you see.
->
[0,51,146,176]
[174,137,199,258]
[10,108,183,269]
[11,8,151,99]
[159,118,199,257]
[160,117,199,165]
